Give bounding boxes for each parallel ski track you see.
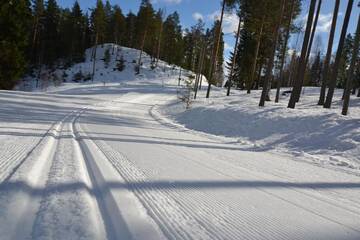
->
[0,112,74,183]
[31,109,108,240]
[77,121,304,240]
[77,105,360,240]
[0,111,73,240]
[150,104,360,212]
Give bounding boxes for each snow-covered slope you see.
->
[1,53,360,239]
[162,87,360,174]
[18,43,192,91]
[64,43,182,83]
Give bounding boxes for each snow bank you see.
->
[162,87,360,173]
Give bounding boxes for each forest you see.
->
[1,0,360,115]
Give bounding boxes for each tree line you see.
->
[215,0,359,115]
[1,0,360,115]
[0,0,225,90]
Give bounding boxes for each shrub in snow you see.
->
[84,73,91,82]
[62,71,68,82]
[116,55,126,72]
[103,48,111,69]
[73,71,84,82]
[178,75,195,109]
[134,64,140,74]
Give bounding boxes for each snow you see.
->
[18,43,189,91]
[162,86,360,174]
[0,44,359,239]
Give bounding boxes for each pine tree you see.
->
[135,0,155,74]
[124,12,136,48]
[342,13,360,115]
[309,51,322,86]
[288,0,317,109]
[70,1,86,62]
[337,34,354,88]
[111,5,125,47]
[43,0,61,66]
[318,0,340,105]
[0,0,31,89]
[162,12,183,66]
[259,0,286,107]
[104,0,113,43]
[226,11,241,96]
[206,0,226,98]
[324,0,354,108]
[30,0,45,64]
[90,0,107,81]
[275,0,296,102]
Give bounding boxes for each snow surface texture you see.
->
[162,87,360,175]
[18,43,188,91]
[0,44,359,239]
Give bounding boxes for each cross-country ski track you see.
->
[0,80,359,240]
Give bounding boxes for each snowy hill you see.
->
[65,43,183,83]
[18,43,193,91]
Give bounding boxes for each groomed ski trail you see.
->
[77,90,360,240]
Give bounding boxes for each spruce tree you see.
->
[0,0,31,89]
[43,0,61,66]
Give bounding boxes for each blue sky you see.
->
[58,0,360,63]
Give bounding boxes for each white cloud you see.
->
[317,13,334,32]
[298,12,343,33]
[151,0,182,4]
[224,42,232,51]
[192,12,204,21]
[207,10,239,34]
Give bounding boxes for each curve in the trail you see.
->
[76,91,360,240]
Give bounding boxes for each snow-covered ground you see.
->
[0,45,359,239]
[18,43,189,91]
[162,87,360,175]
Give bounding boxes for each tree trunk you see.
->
[248,15,265,94]
[254,62,263,90]
[324,0,354,108]
[288,0,317,109]
[318,0,340,105]
[293,0,322,102]
[259,0,286,107]
[227,14,242,96]
[178,67,182,86]
[91,33,99,82]
[156,21,163,67]
[305,0,322,65]
[136,30,148,75]
[195,43,206,99]
[342,14,360,115]
[206,0,226,98]
[275,0,296,103]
